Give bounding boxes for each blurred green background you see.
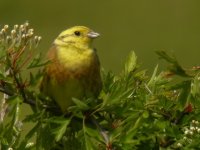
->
[1,0,200,73]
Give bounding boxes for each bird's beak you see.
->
[87,31,100,39]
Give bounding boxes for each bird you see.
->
[40,26,102,112]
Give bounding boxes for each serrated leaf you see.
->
[156,50,190,77]
[51,118,71,141]
[45,117,71,141]
[156,50,176,63]
[102,70,115,93]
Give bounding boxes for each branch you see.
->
[0,87,13,96]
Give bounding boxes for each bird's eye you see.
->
[74,31,81,36]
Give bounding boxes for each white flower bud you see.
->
[20,24,24,29]
[1,28,5,33]
[27,32,34,38]
[28,29,34,33]
[189,131,193,135]
[24,22,29,27]
[34,36,42,46]
[34,36,38,40]
[38,36,42,41]
[190,126,195,131]
[11,30,16,36]
[197,128,200,133]
[4,24,9,30]
[195,121,199,125]
[184,130,189,135]
[177,143,182,147]
[6,36,11,40]
[14,24,19,30]
[25,142,34,148]
[22,34,26,39]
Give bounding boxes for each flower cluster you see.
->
[0,22,41,48]
[176,120,200,148]
[184,120,200,136]
[0,22,42,73]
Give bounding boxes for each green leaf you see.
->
[101,70,115,93]
[17,123,40,149]
[36,123,55,149]
[124,51,137,75]
[84,125,103,144]
[148,65,158,86]
[83,119,104,150]
[29,70,43,86]
[124,116,143,142]
[27,53,50,69]
[142,110,149,118]
[156,50,190,77]
[177,80,191,109]
[0,46,6,61]
[53,119,71,142]
[72,98,89,111]
[156,50,176,63]
[45,116,71,141]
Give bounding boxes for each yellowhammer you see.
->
[40,26,102,112]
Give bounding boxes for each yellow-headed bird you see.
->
[40,26,102,112]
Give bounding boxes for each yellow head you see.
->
[54,26,100,49]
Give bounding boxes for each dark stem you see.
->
[91,116,112,150]
[11,69,28,103]
[0,87,13,96]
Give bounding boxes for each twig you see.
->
[144,83,153,95]
[11,69,28,102]
[0,87,13,96]
[0,93,8,123]
[0,84,62,114]
[12,46,26,68]
[17,51,33,71]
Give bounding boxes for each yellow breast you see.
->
[57,45,95,71]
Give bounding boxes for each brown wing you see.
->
[84,49,102,97]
